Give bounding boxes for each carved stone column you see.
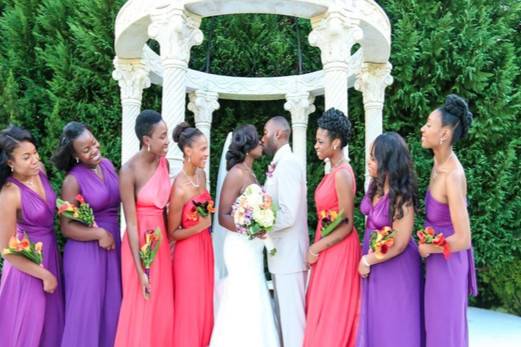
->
[112,58,151,164]
[284,92,315,170]
[354,62,393,190]
[188,90,220,189]
[309,7,363,163]
[149,3,203,174]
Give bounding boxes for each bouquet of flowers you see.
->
[139,227,161,295]
[417,226,450,259]
[370,226,397,259]
[232,184,278,256]
[189,198,216,221]
[2,232,43,266]
[56,194,96,227]
[319,209,347,237]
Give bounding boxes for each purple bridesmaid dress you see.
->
[0,171,65,347]
[357,193,423,347]
[60,158,121,347]
[424,191,477,347]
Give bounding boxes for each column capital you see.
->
[148,4,203,68]
[309,7,363,68]
[112,58,151,102]
[284,92,315,126]
[354,62,393,107]
[188,90,220,125]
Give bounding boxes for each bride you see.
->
[210,125,280,347]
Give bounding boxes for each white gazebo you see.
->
[113,0,393,189]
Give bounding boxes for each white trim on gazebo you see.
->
[113,0,394,189]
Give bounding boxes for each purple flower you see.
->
[266,162,276,178]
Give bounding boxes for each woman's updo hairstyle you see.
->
[0,125,35,189]
[135,110,163,148]
[317,108,353,147]
[172,122,203,154]
[52,121,88,172]
[225,125,259,171]
[438,94,473,144]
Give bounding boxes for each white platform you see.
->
[469,307,521,347]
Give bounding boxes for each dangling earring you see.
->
[147,144,151,152]
[75,157,79,164]
[9,166,14,172]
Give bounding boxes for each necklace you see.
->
[183,168,200,188]
[432,151,454,181]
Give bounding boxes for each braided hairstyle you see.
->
[439,94,473,144]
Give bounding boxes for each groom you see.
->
[262,116,309,347]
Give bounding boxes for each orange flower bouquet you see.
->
[370,226,397,259]
[139,227,161,295]
[319,209,347,237]
[56,194,96,227]
[2,232,43,266]
[189,198,216,220]
[417,226,450,259]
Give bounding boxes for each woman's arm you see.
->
[218,169,243,232]
[0,186,57,293]
[308,168,355,263]
[359,203,415,276]
[120,164,150,299]
[420,170,471,257]
[59,175,114,249]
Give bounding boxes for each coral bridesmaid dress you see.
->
[304,162,361,347]
[172,190,214,347]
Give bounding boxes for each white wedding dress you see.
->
[209,229,281,347]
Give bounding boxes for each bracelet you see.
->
[362,255,371,267]
[309,248,319,257]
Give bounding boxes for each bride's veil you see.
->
[212,132,232,283]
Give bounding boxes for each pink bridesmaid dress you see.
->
[115,157,174,347]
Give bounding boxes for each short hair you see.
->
[268,116,291,138]
[317,108,353,147]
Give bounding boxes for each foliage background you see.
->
[0,0,520,314]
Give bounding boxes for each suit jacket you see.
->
[264,144,309,274]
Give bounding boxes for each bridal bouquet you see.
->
[232,184,277,256]
[370,226,397,259]
[319,209,347,237]
[56,194,96,227]
[189,198,216,221]
[139,227,161,296]
[2,232,43,266]
[417,226,450,259]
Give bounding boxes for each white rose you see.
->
[253,207,275,228]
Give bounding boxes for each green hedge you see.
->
[0,0,520,315]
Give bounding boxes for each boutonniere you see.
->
[266,162,277,178]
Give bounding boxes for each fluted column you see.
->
[354,62,393,190]
[112,58,151,164]
[148,3,203,175]
[284,92,315,170]
[309,7,363,162]
[188,90,220,190]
